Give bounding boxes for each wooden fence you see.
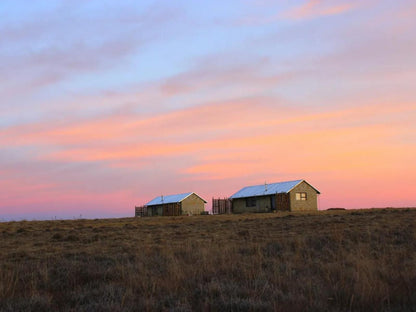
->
[212,198,232,214]
[135,205,147,217]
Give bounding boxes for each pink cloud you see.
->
[1,98,415,217]
[281,0,357,20]
[1,100,414,169]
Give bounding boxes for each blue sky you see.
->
[1,0,415,220]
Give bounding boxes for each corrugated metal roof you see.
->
[230,180,304,199]
[146,192,193,206]
[146,192,208,206]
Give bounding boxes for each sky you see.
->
[1,0,415,220]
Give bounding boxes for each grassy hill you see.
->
[1,209,415,311]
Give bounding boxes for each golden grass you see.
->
[1,208,415,311]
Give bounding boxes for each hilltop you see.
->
[1,208,415,311]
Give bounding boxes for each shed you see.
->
[145,192,207,216]
[230,179,320,213]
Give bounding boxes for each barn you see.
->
[142,192,207,216]
[229,179,320,213]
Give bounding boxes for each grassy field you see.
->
[1,208,415,311]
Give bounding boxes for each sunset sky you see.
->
[1,0,415,220]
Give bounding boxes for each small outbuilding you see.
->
[230,179,320,213]
[143,192,207,216]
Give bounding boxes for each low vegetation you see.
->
[1,208,415,311]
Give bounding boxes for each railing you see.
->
[212,198,232,214]
[135,206,148,217]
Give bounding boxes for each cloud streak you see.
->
[281,0,356,20]
[0,2,184,102]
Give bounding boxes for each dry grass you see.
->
[1,208,415,311]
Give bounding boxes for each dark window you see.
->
[246,197,257,207]
[296,192,307,201]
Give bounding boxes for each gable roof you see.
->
[230,179,320,199]
[146,192,207,206]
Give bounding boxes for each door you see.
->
[276,193,290,211]
[270,195,276,211]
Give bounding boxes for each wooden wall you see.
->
[232,196,272,213]
[276,193,290,211]
[146,203,182,216]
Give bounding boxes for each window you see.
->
[246,197,257,207]
[296,192,307,201]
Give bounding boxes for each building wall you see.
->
[147,205,164,216]
[289,181,318,211]
[231,181,319,213]
[181,193,205,215]
[147,203,182,216]
[232,196,272,213]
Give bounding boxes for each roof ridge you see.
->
[249,179,303,187]
[155,192,193,199]
[230,179,307,199]
[145,191,208,206]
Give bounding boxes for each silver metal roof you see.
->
[146,192,207,206]
[230,179,304,199]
